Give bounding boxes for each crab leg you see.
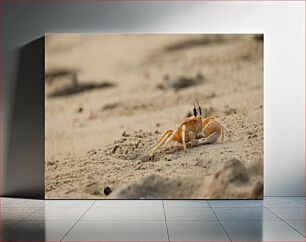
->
[161,127,179,150]
[151,130,173,156]
[182,124,187,151]
[158,130,172,143]
[214,119,228,132]
[189,131,199,147]
[214,120,227,142]
[203,128,221,144]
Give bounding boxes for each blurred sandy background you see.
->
[45,34,263,199]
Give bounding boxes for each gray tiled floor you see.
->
[221,220,305,241]
[286,220,305,236]
[167,220,230,241]
[27,207,89,220]
[165,207,217,221]
[81,207,165,221]
[0,197,305,241]
[212,207,279,220]
[164,200,209,208]
[93,200,163,208]
[208,199,262,208]
[3,220,76,241]
[263,197,304,207]
[63,221,168,241]
[268,207,305,220]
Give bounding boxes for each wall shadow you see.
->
[1,218,46,241]
[5,37,45,199]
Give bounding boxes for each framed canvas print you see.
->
[45,34,263,199]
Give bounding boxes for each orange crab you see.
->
[150,103,227,156]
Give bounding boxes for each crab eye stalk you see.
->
[196,101,202,116]
[193,103,198,117]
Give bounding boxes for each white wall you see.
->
[2,1,305,196]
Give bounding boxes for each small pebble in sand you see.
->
[47,161,55,166]
[156,83,166,90]
[164,156,172,161]
[104,186,112,196]
[122,131,130,137]
[77,107,83,113]
[112,145,119,153]
[88,149,97,155]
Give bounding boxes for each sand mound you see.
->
[111,158,263,199]
[103,130,157,161]
[103,130,183,162]
[111,174,205,199]
[197,158,263,199]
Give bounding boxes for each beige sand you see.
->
[45,34,263,199]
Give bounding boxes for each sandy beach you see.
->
[45,34,263,199]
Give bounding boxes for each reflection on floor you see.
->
[0,197,305,241]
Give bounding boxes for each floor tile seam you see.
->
[162,201,170,242]
[60,200,96,241]
[264,206,305,238]
[207,201,232,242]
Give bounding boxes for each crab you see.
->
[150,103,228,156]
